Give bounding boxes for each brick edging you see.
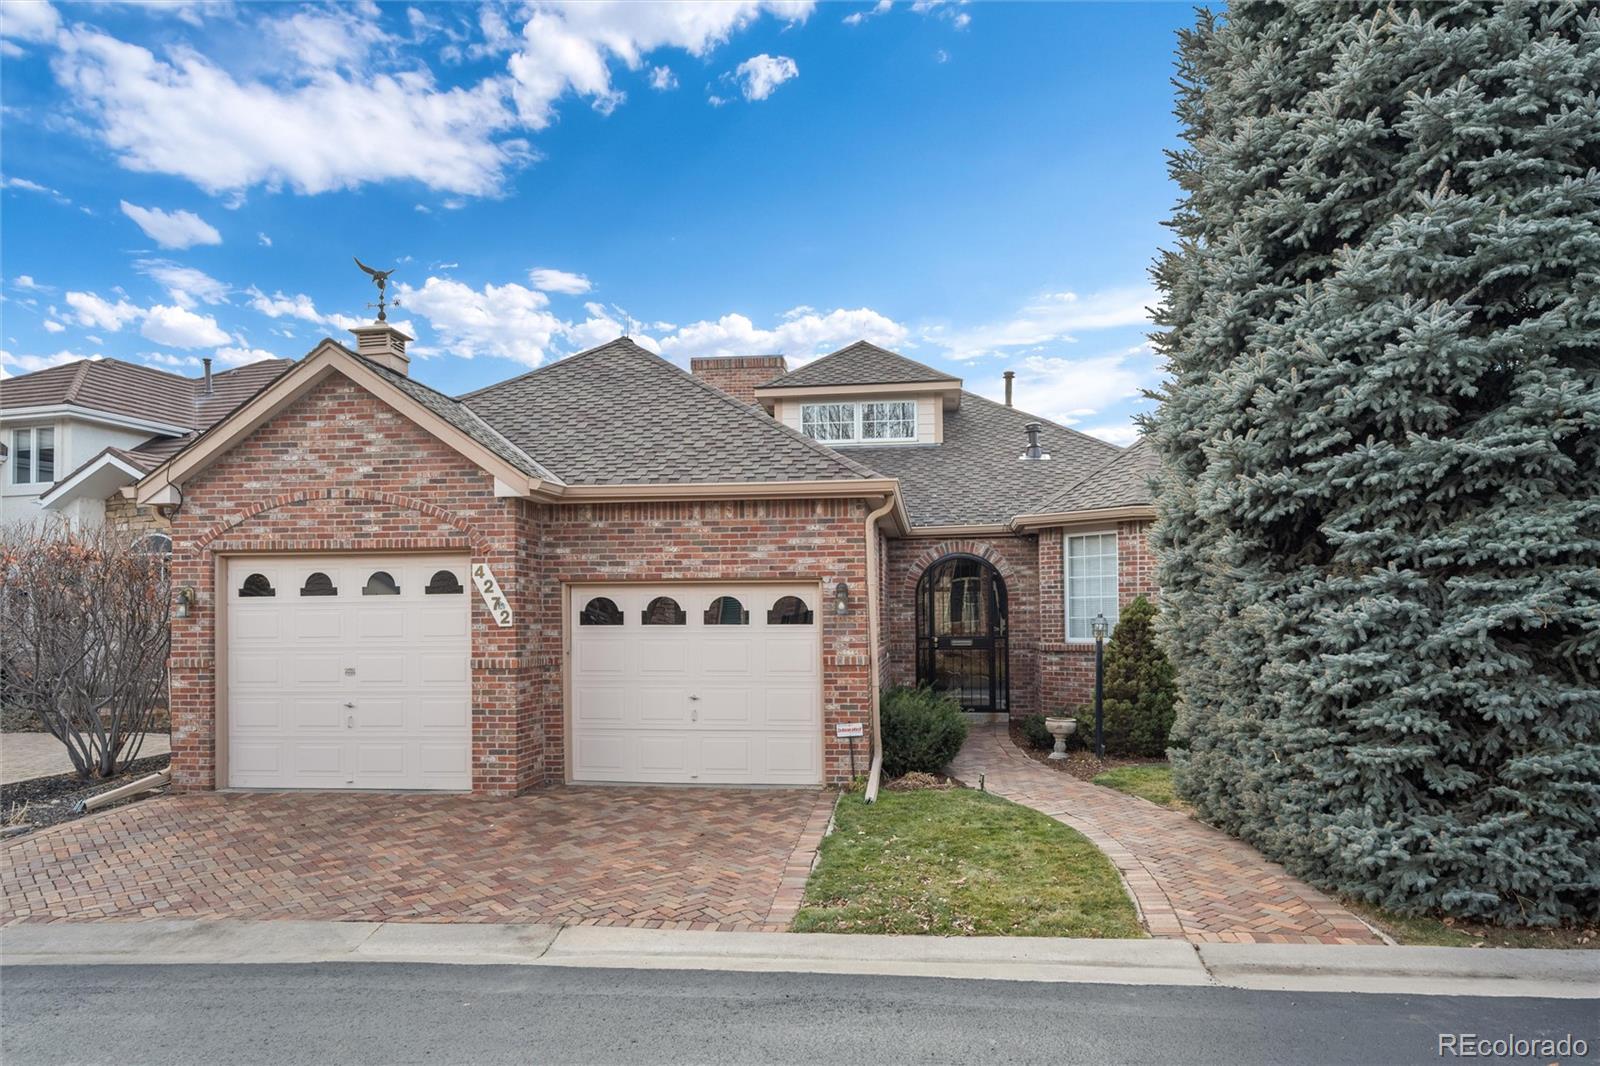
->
[764,789,838,931]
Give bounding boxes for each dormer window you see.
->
[800,400,916,445]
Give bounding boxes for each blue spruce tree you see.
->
[1150,2,1600,924]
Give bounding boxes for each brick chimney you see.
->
[690,355,787,405]
[348,322,412,375]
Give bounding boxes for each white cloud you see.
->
[647,65,677,91]
[212,345,279,367]
[733,54,798,101]
[973,344,1160,428]
[659,306,908,361]
[64,290,142,331]
[0,348,100,378]
[246,288,325,324]
[140,304,230,348]
[0,1,60,45]
[843,1,892,26]
[257,232,272,247]
[506,1,812,128]
[13,275,44,291]
[911,0,970,27]
[135,259,229,307]
[43,320,65,333]
[55,28,527,197]
[398,276,564,366]
[1081,422,1140,447]
[119,201,222,249]
[927,285,1156,360]
[529,268,592,295]
[2,176,65,202]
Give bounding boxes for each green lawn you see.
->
[1091,763,1189,812]
[792,787,1144,938]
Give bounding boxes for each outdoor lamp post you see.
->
[1092,612,1108,758]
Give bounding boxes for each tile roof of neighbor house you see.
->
[463,338,882,485]
[1034,436,1159,515]
[849,393,1124,526]
[1,357,294,429]
[759,341,962,389]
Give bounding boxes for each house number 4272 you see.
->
[472,563,513,627]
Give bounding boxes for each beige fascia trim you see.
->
[901,522,1016,539]
[1010,504,1157,532]
[753,381,963,411]
[135,343,554,505]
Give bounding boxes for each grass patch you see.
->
[793,787,1144,938]
[1091,763,1189,812]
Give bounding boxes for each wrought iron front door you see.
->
[915,555,1009,712]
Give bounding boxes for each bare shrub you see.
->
[1,522,170,779]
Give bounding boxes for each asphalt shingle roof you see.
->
[848,393,1123,526]
[1034,436,1158,514]
[1,357,293,429]
[348,350,564,484]
[760,341,961,389]
[463,339,881,486]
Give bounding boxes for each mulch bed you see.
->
[1007,720,1166,783]
[2,753,172,837]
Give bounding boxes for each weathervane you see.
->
[353,257,399,322]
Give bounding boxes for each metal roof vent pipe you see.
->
[1003,370,1014,407]
[202,357,214,396]
[1021,421,1049,461]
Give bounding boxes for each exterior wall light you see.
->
[174,586,196,619]
[833,581,850,616]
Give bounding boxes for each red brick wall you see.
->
[689,355,788,406]
[166,375,537,796]
[882,535,1042,716]
[167,370,881,793]
[531,498,874,784]
[1038,519,1157,713]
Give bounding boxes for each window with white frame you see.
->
[1065,532,1119,640]
[799,400,916,444]
[9,427,55,486]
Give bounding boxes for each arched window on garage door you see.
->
[581,596,624,625]
[299,572,338,597]
[238,573,275,597]
[767,595,813,625]
[704,596,749,625]
[641,596,685,625]
[363,571,400,596]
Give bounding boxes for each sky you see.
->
[0,1,1193,446]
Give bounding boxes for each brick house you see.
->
[131,324,1157,796]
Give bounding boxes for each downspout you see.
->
[862,493,896,803]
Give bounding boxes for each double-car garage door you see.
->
[226,560,822,790]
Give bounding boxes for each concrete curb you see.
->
[3,921,1595,998]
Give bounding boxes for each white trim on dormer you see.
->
[0,404,191,437]
[38,451,147,510]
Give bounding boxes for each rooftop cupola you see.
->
[350,255,409,374]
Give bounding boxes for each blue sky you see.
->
[1,1,1191,445]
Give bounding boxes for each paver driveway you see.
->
[1,788,834,931]
[951,725,1384,945]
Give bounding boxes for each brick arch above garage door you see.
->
[166,375,537,797]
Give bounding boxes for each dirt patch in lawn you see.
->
[2,754,172,837]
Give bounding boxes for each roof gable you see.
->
[758,341,961,390]
[463,338,882,486]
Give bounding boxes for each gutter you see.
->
[862,493,897,803]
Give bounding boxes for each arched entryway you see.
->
[916,554,1009,712]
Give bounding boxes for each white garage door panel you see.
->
[226,556,471,791]
[570,584,822,786]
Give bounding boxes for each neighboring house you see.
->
[133,323,1158,796]
[0,357,294,537]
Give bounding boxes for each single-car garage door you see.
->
[570,584,822,785]
[226,555,472,790]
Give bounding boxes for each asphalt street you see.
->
[1,963,1592,1066]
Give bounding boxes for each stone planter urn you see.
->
[1045,716,1078,761]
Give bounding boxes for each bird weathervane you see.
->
[353,257,399,322]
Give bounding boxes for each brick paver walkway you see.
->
[1,788,835,932]
[951,726,1383,945]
